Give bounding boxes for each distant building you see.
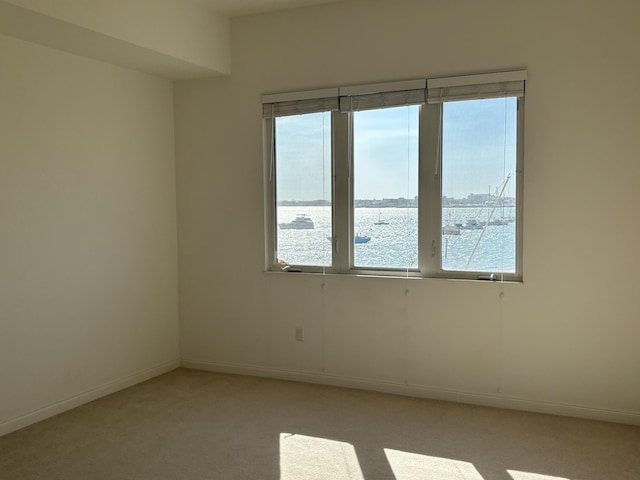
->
[467,193,494,204]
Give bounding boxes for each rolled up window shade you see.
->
[339,79,426,112]
[262,71,525,114]
[427,70,526,104]
[262,88,339,118]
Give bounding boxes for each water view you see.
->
[276,205,516,273]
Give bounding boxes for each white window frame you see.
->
[263,70,526,282]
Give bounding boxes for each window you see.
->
[274,112,332,267]
[353,105,419,269]
[263,71,525,281]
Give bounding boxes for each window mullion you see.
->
[332,111,350,273]
[420,103,442,276]
[515,98,525,280]
[263,118,277,270]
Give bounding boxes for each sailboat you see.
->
[374,210,389,225]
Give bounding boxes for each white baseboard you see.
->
[181,358,640,426]
[0,359,180,437]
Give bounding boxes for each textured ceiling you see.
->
[193,0,345,16]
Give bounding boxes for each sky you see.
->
[353,106,419,200]
[275,97,517,202]
[442,97,517,199]
[275,112,332,202]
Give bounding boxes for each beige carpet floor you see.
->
[1,368,639,479]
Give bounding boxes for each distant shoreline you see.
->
[277,203,515,209]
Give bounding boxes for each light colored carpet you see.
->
[1,368,638,479]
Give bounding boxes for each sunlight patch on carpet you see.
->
[384,448,485,480]
[508,470,570,480]
[280,433,364,479]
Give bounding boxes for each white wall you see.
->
[0,34,180,435]
[175,0,640,424]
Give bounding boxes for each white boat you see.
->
[442,225,461,235]
[327,234,372,244]
[457,219,483,230]
[374,210,389,225]
[279,214,314,229]
[480,218,509,227]
[487,218,509,226]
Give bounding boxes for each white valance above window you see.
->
[262,70,527,117]
[426,70,527,104]
[262,88,339,118]
[338,79,426,112]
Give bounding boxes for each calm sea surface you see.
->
[276,206,516,272]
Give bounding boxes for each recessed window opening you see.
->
[274,112,332,267]
[440,97,518,277]
[353,105,419,270]
[263,71,526,281]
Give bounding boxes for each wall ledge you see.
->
[0,1,228,79]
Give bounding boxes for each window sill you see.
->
[264,268,523,284]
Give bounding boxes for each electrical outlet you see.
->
[295,325,304,341]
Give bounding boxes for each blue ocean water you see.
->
[276,206,516,273]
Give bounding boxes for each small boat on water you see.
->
[374,211,389,226]
[477,218,509,226]
[457,219,483,230]
[279,214,314,229]
[326,234,372,244]
[355,234,371,244]
[442,225,461,235]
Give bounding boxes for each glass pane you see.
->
[441,97,518,273]
[275,112,332,266]
[353,106,419,269]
